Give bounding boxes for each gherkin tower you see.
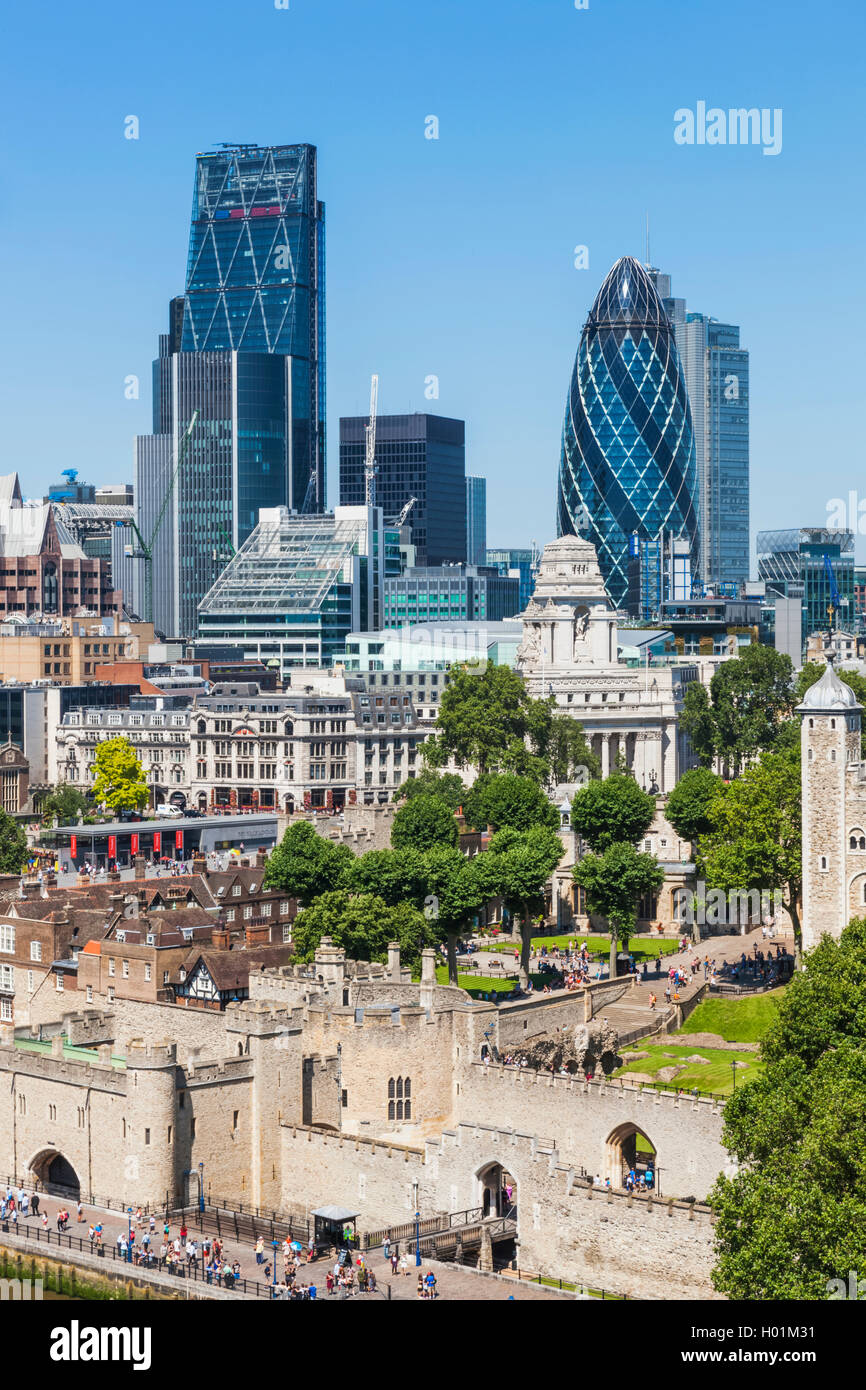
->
[557,256,698,611]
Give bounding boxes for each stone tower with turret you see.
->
[798,659,863,950]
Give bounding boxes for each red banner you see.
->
[131,833,139,855]
[108,836,117,859]
[153,832,161,855]
[175,830,183,851]
[70,835,77,859]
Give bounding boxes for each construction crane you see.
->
[126,410,200,624]
[823,553,847,634]
[364,374,379,506]
[301,466,318,515]
[395,496,417,527]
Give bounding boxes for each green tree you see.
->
[462,774,560,834]
[679,682,717,768]
[340,847,429,908]
[572,842,664,978]
[537,709,601,787]
[697,745,802,951]
[41,784,91,826]
[681,645,795,775]
[394,769,467,811]
[570,772,656,854]
[710,918,866,1299]
[487,825,564,985]
[391,794,459,852]
[421,846,489,985]
[0,809,28,874]
[263,821,354,906]
[290,890,435,974]
[422,664,548,781]
[665,768,726,849]
[90,737,148,813]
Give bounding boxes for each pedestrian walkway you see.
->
[0,1188,562,1300]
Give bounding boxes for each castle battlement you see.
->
[125,1039,177,1068]
[0,1045,127,1093]
[283,1121,424,1163]
[472,1061,724,1115]
[186,1054,256,1086]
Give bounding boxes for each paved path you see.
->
[1,1189,564,1301]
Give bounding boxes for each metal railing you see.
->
[0,1220,277,1299]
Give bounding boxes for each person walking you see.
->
[76,1200,84,1223]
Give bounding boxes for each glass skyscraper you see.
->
[466,477,487,566]
[647,267,750,594]
[133,144,326,638]
[557,257,699,612]
[757,528,855,640]
[339,414,466,566]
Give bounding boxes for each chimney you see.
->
[245,923,270,947]
[134,854,146,882]
[191,852,206,875]
[240,857,250,868]
[20,876,42,900]
[387,941,401,982]
[419,949,436,1013]
[211,926,230,950]
[51,1034,65,1057]
[109,893,124,914]
[255,847,267,868]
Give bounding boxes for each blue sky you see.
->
[2,0,864,564]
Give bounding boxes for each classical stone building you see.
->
[517,535,699,793]
[799,657,866,949]
[0,937,727,1297]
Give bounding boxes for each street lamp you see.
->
[271,1239,279,1298]
[198,1161,204,1214]
[731,1060,737,1093]
[413,1179,421,1268]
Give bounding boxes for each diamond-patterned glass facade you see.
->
[182,144,325,499]
[557,256,699,610]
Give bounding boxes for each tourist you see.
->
[649,993,656,1011]
[425,1270,437,1299]
[76,1200,84,1223]
[383,1236,391,1261]
[30,1192,39,1217]
[255,1237,264,1265]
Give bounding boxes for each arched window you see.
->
[396,1101,403,1121]
[396,1077,404,1099]
[197,720,206,734]
[284,721,294,736]
[404,1100,411,1120]
[387,1078,395,1099]
[388,1101,395,1120]
[404,1078,411,1098]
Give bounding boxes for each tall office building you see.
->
[647,267,750,593]
[134,144,326,637]
[557,257,699,612]
[757,528,855,640]
[486,548,539,610]
[339,414,466,567]
[466,477,487,566]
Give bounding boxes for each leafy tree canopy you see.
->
[665,768,726,846]
[340,846,429,909]
[291,890,436,974]
[263,821,354,906]
[90,737,149,813]
[41,784,91,826]
[681,644,795,774]
[572,841,664,975]
[0,810,28,874]
[422,664,548,782]
[391,794,459,852]
[462,774,559,834]
[710,918,866,1299]
[570,772,656,854]
[394,769,467,811]
[697,745,802,949]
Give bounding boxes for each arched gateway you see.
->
[604,1123,657,1190]
[27,1148,81,1197]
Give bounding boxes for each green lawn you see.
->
[675,989,786,1044]
[434,965,555,998]
[481,934,681,961]
[613,1042,764,1096]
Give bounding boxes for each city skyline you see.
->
[2,0,865,569]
